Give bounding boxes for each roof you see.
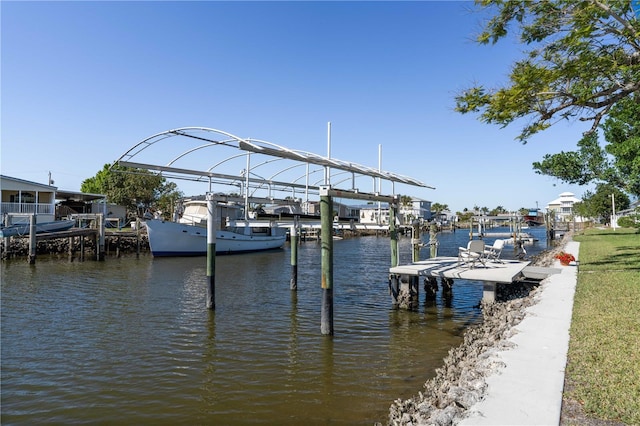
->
[55,190,105,202]
[0,174,57,191]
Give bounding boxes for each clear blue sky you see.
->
[1,1,592,213]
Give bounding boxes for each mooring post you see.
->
[135,218,141,258]
[411,220,420,263]
[290,215,299,291]
[389,199,398,268]
[469,217,473,240]
[206,194,217,310]
[28,214,36,264]
[97,213,105,261]
[320,188,334,335]
[429,222,438,258]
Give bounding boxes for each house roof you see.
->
[56,190,105,202]
[0,174,57,191]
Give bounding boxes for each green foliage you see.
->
[573,183,630,223]
[81,164,183,216]
[431,202,449,216]
[456,0,640,140]
[533,96,640,197]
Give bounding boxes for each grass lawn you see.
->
[566,227,640,424]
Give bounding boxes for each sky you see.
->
[1,1,594,214]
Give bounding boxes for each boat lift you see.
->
[113,125,434,335]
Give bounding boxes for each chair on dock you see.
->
[484,239,505,263]
[458,240,486,269]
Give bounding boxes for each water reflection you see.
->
[1,227,549,424]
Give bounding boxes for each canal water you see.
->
[1,227,548,425]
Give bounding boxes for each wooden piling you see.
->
[290,216,298,291]
[206,195,216,310]
[97,213,105,261]
[320,191,334,335]
[28,214,36,264]
[389,200,398,268]
[411,220,420,263]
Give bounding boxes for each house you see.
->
[1,175,58,225]
[399,198,432,224]
[546,191,585,222]
[1,175,112,226]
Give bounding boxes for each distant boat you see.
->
[523,208,545,226]
[0,219,75,238]
[145,199,287,257]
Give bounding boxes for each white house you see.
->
[546,191,584,222]
[0,175,57,225]
[399,199,432,224]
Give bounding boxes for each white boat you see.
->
[145,200,287,257]
[0,219,75,238]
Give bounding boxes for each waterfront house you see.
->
[0,175,57,225]
[546,191,585,222]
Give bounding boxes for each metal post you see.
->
[206,194,217,310]
[290,216,299,291]
[389,200,398,268]
[320,190,334,335]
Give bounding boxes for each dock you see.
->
[389,257,559,308]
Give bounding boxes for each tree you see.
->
[81,164,183,217]
[573,183,630,224]
[431,202,449,218]
[532,95,640,197]
[456,1,640,143]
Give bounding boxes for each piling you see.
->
[389,201,398,267]
[97,213,105,261]
[206,194,216,310]
[320,191,334,335]
[429,222,438,258]
[411,220,420,263]
[290,216,298,291]
[28,214,36,264]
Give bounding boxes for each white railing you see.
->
[1,202,54,216]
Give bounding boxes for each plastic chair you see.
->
[484,239,505,263]
[458,240,486,268]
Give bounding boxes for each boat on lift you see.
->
[144,199,287,257]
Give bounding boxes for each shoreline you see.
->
[384,233,572,425]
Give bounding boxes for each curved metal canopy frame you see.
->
[114,127,434,200]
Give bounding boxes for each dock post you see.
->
[483,281,496,303]
[28,214,36,264]
[290,216,299,291]
[389,274,400,308]
[206,194,216,310]
[429,222,438,258]
[411,220,420,263]
[136,218,141,258]
[389,199,398,267]
[97,213,105,261]
[320,187,334,335]
[424,276,438,300]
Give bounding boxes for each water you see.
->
[1,227,548,425]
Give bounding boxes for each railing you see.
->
[1,202,54,216]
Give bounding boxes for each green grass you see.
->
[567,228,640,424]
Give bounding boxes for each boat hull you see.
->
[0,219,75,238]
[145,219,287,257]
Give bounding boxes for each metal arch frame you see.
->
[113,126,434,201]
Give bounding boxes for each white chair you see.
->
[484,239,505,263]
[458,240,486,268]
